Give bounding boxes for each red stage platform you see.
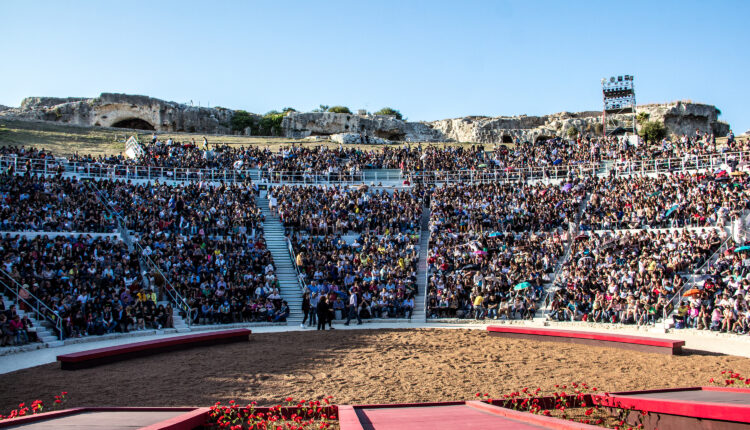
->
[338,401,599,430]
[0,407,208,430]
[57,329,252,370]
[597,386,750,430]
[487,326,684,354]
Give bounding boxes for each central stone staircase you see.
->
[257,194,304,325]
[413,207,430,322]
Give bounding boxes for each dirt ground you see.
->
[2,329,749,411]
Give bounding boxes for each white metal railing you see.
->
[3,150,748,186]
[0,268,63,340]
[286,236,308,292]
[611,151,746,176]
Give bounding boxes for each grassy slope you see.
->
[0,119,482,157]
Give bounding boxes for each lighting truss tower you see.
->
[601,75,637,136]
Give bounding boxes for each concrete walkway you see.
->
[3,321,750,375]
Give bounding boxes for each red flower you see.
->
[286,397,294,402]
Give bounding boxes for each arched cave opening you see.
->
[374,130,406,141]
[111,118,155,131]
[535,135,552,144]
[501,135,513,144]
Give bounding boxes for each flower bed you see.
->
[0,392,67,421]
[204,397,338,430]
[477,383,652,429]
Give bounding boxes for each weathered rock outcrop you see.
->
[2,93,236,134]
[1,93,730,143]
[428,103,729,144]
[428,111,601,143]
[282,112,444,142]
[636,102,729,137]
[281,102,728,144]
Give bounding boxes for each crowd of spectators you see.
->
[429,181,587,234]
[426,229,564,319]
[94,180,264,238]
[137,230,289,324]
[271,184,424,322]
[426,182,575,319]
[0,174,116,232]
[580,172,750,231]
[2,135,750,340]
[291,231,419,322]
[0,234,173,338]
[271,185,424,235]
[549,229,723,325]
[0,170,289,339]
[671,240,750,333]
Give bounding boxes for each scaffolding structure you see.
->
[602,75,637,136]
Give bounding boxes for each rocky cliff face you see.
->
[281,102,728,144]
[0,94,730,143]
[281,112,444,142]
[637,102,729,137]
[2,93,235,134]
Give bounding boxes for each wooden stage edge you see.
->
[486,326,685,355]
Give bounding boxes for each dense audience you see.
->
[291,232,419,321]
[1,135,750,342]
[271,185,424,235]
[95,180,264,238]
[0,174,116,232]
[429,181,588,233]
[272,185,424,321]
[425,182,577,319]
[580,173,750,231]
[137,230,288,324]
[674,240,750,333]
[549,229,723,325]
[426,230,564,319]
[0,234,172,339]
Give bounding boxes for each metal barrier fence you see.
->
[0,150,748,186]
[0,268,63,340]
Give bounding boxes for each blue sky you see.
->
[2,0,748,132]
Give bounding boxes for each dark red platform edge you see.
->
[0,407,202,429]
[596,386,750,423]
[338,401,599,430]
[487,326,684,354]
[57,329,252,370]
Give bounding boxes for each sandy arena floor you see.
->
[2,329,750,411]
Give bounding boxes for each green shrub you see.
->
[636,112,650,124]
[374,107,403,120]
[566,127,579,138]
[327,106,351,114]
[230,110,255,132]
[593,123,603,135]
[639,121,667,143]
[254,110,288,136]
